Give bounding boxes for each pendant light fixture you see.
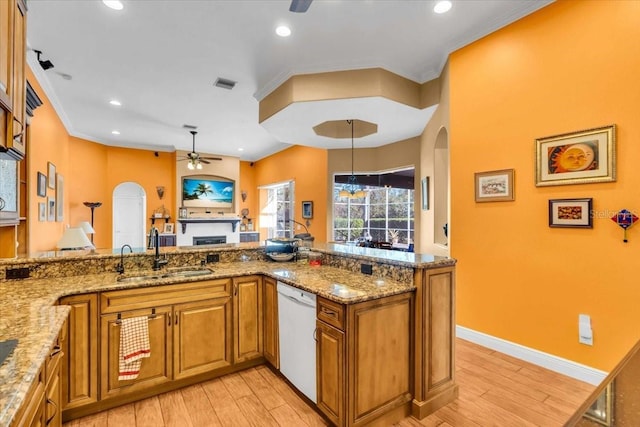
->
[339,120,366,199]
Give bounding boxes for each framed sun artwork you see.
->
[535,125,616,187]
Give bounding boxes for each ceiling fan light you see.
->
[196,162,203,170]
[187,161,195,170]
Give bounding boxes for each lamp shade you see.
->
[77,221,95,234]
[57,227,95,250]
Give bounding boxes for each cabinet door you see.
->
[316,321,345,426]
[9,0,25,155]
[100,306,172,400]
[59,294,98,410]
[0,0,13,110]
[233,276,263,363]
[262,276,279,368]
[173,298,232,380]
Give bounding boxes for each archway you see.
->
[113,182,146,249]
[434,128,449,247]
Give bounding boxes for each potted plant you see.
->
[388,229,400,244]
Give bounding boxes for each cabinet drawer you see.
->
[101,279,231,314]
[317,297,345,331]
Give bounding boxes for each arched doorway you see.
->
[113,182,146,249]
[434,128,449,247]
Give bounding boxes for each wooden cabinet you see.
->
[316,293,413,427]
[59,294,99,411]
[98,279,232,400]
[262,276,279,368]
[0,0,26,159]
[173,298,232,379]
[232,275,263,363]
[316,319,344,426]
[100,306,173,399]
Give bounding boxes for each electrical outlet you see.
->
[361,264,373,275]
[6,267,30,279]
[206,253,220,263]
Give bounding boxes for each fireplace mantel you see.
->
[177,218,241,234]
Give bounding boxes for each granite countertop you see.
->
[0,260,415,426]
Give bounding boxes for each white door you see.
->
[113,182,146,249]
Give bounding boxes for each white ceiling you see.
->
[26,0,552,161]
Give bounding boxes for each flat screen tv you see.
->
[182,175,234,209]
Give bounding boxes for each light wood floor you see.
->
[64,339,595,427]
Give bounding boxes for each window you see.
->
[259,180,295,238]
[333,170,414,244]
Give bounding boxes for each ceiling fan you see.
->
[177,130,222,170]
[289,0,313,13]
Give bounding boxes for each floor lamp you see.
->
[83,202,102,243]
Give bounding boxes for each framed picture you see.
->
[475,169,515,202]
[302,201,313,219]
[37,172,47,197]
[38,202,46,222]
[48,197,55,221]
[47,162,56,189]
[549,198,593,228]
[421,177,429,210]
[584,382,613,426]
[56,174,64,222]
[535,124,616,187]
[163,222,175,234]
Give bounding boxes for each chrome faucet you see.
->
[116,244,133,274]
[151,227,168,270]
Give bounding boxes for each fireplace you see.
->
[193,235,227,245]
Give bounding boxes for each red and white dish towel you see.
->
[118,316,151,381]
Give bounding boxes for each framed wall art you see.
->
[421,177,429,210]
[48,197,55,221]
[38,202,46,222]
[163,222,175,234]
[549,198,593,228]
[56,174,64,222]
[535,124,616,187]
[47,162,56,189]
[302,201,313,219]
[37,172,47,197]
[474,169,515,202]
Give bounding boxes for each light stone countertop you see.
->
[0,259,417,426]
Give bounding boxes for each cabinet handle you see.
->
[234,284,238,296]
[13,117,24,140]
[168,313,172,327]
[50,345,62,358]
[313,327,318,342]
[321,307,336,317]
[175,313,178,325]
[45,398,58,425]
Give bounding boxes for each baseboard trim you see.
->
[456,325,607,385]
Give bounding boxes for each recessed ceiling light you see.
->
[111,130,120,135]
[433,0,452,14]
[109,99,121,106]
[238,148,244,152]
[276,25,291,37]
[102,0,124,10]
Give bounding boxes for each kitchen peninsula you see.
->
[0,243,457,427]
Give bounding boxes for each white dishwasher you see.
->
[277,281,317,403]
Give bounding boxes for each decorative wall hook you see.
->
[156,186,165,200]
[610,209,638,242]
[241,190,247,202]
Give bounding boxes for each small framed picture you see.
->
[163,222,175,234]
[302,201,313,219]
[47,162,56,189]
[48,197,56,221]
[536,124,616,187]
[37,172,47,197]
[56,174,64,222]
[38,202,46,222]
[421,177,429,210]
[474,169,515,202]
[549,198,593,228]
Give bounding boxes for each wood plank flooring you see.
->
[64,339,595,427]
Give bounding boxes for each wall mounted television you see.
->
[181,175,235,209]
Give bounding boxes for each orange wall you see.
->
[68,141,176,249]
[26,67,69,252]
[254,145,328,242]
[450,0,640,370]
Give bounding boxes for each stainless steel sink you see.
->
[117,267,212,282]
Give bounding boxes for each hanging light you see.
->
[339,119,366,199]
